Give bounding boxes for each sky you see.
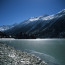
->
[0,0,65,26]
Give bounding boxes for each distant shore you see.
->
[0,38,65,40]
[0,38,15,40]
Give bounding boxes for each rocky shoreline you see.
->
[0,42,47,65]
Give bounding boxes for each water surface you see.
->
[0,39,65,65]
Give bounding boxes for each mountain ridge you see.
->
[0,9,65,38]
[0,23,17,31]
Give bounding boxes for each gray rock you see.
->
[0,42,47,65]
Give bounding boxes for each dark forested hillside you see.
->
[2,9,65,38]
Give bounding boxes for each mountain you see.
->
[0,42,47,65]
[0,23,17,31]
[0,31,9,38]
[4,9,65,38]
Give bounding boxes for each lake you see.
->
[0,39,65,65]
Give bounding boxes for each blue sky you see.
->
[0,0,65,25]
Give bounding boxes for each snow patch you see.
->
[42,15,54,20]
[29,17,39,21]
[58,9,65,14]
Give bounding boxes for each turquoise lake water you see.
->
[0,39,65,65]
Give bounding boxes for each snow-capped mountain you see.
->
[0,23,17,31]
[4,9,65,38]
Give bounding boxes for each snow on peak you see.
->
[29,17,39,21]
[29,15,54,22]
[57,9,65,14]
[42,15,54,20]
[28,9,65,22]
[0,24,17,31]
[29,9,65,21]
